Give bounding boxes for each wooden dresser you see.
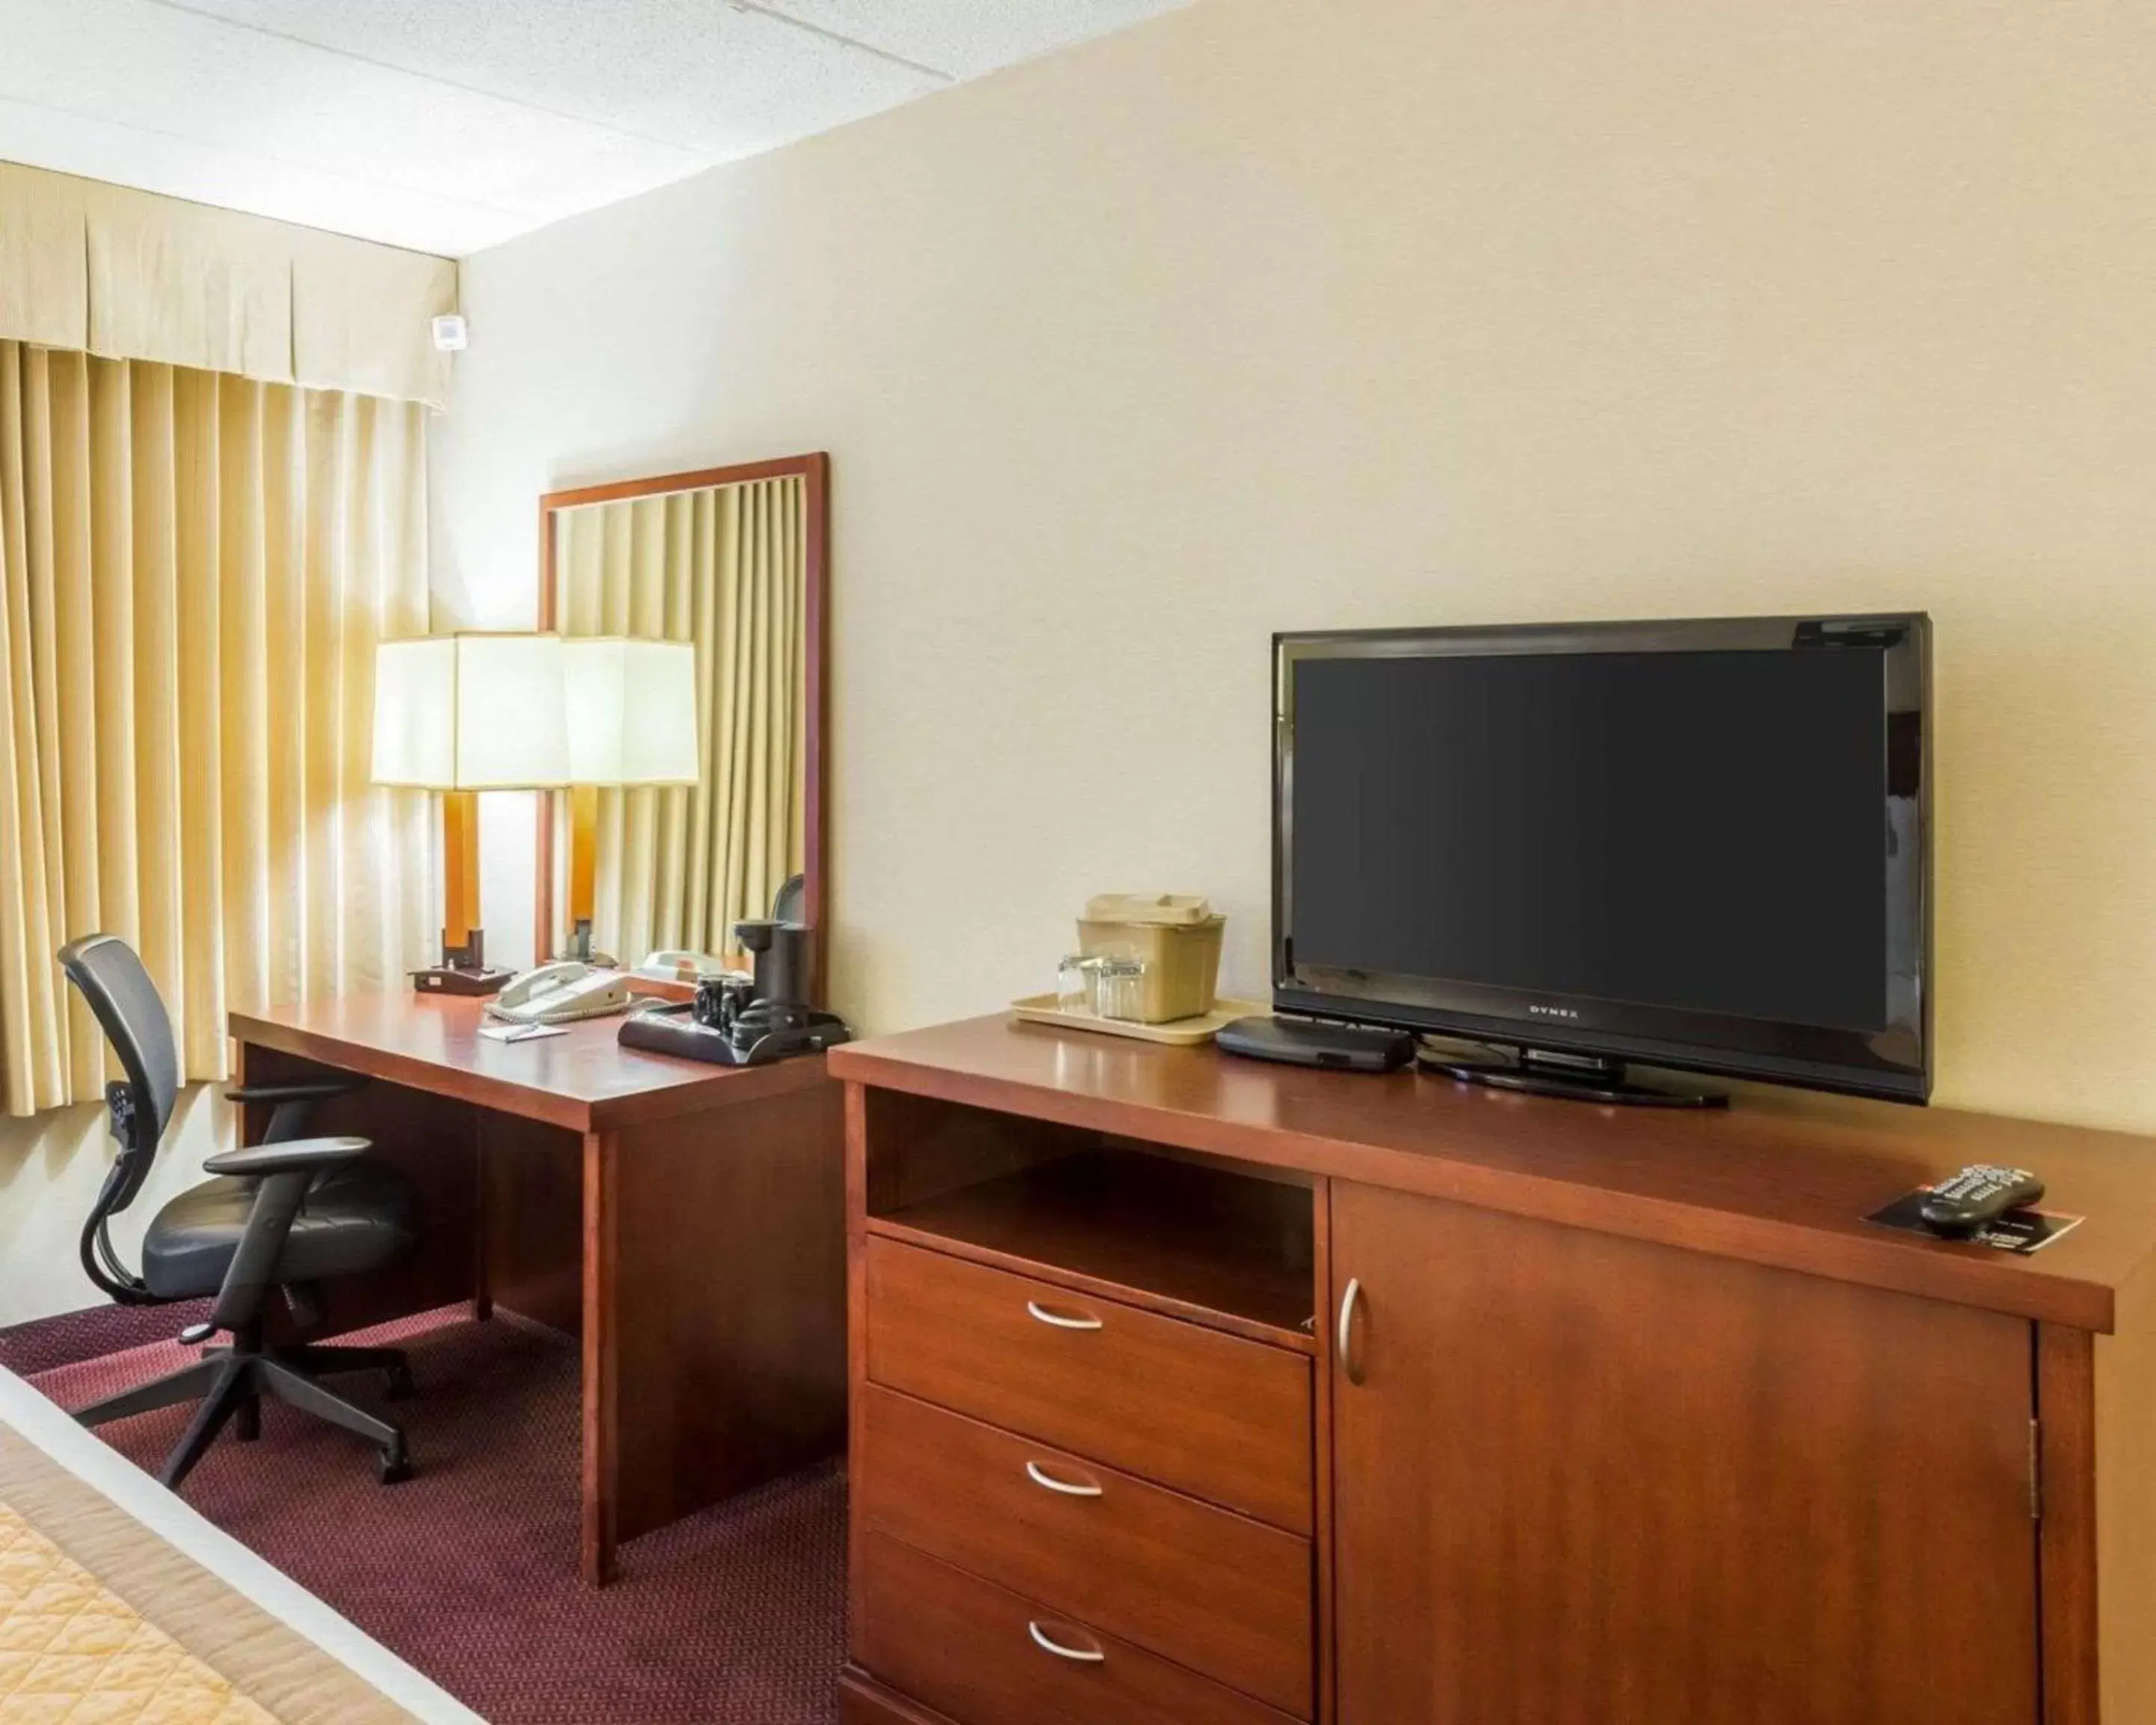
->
[829,1015,2156,1725]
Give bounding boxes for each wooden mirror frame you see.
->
[533,453,829,1000]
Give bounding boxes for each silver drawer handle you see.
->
[1026,1300,1103,1331]
[1026,1460,1104,1498]
[1029,1622,1106,1664]
[1338,1277,1366,1387]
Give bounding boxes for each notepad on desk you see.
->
[478,1021,567,1044]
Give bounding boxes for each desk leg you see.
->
[472,1117,494,1324]
[580,1128,619,1587]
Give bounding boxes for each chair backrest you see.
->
[58,934,180,1223]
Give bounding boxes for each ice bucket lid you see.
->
[1080,892,1219,928]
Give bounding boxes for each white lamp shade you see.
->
[372,637,456,787]
[562,638,701,786]
[372,633,570,790]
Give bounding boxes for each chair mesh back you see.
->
[58,934,179,1212]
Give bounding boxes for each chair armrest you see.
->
[224,1080,365,1105]
[203,1137,371,1177]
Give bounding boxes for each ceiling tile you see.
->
[157,0,948,159]
[755,0,1193,82]
[0,0,708,219]
[0,94,529,255]
[0,0,1193,255]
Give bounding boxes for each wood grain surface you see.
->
[1330,1180,2039,1725]
[864,1238,1313,1533]
[831,1014,2156,1330]
[870,1146,1315,1346]
[854,1530,1303,1725]
[234,993,828,1133]
[856,1384,1313,1716]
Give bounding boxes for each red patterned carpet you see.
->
[23,1310,845,1724]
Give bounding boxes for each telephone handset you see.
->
[486,961,632,1026]
[635,949,737,984]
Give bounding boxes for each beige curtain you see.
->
[0,161,459,409]
[555,476,807,962]
[0,341,434,1116]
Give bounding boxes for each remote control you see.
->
[1919,1164,2044,1238]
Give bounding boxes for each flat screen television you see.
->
[1273,614,1931,1104]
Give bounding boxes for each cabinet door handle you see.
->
[1026,1299,1103,1331]
[1029,1622,1106,1664]
[1338,1277,1366,1386]
[1026,1460,1104,1498]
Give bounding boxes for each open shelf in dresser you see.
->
[860,1089,1318,1351]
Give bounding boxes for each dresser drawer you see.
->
[856,1530,1303,1725]
[864,1238,1312,1533]
[858,1384,1312,1718]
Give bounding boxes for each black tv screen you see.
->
[1273,615,1930,1101]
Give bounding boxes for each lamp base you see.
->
[412,928,513,997]
[412,964,514,997]
[557,917,617,968]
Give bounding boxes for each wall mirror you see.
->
[535,454,826,996]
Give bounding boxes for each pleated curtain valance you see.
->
[0,160,457,410]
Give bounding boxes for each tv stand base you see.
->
[1418,1044,1729,1108]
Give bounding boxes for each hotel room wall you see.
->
[431,0,2156,1134]
[0,1092,228,1327]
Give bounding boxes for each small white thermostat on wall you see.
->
[431,314,469,352]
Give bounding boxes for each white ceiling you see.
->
[0,0,1190,257]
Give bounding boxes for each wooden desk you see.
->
[230,992,847,1585]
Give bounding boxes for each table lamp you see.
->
[373,632,570,994]
[558,637,701,962]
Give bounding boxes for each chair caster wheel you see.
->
[384,1364,415,1401]
[377,1445,412,1485]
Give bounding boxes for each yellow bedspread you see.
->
[0,1499,277,1723]
[0,1422,419,1724]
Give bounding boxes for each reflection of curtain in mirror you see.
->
[556,475,806,962]
[0,342,434,1115]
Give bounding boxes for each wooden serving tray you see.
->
[1009,994,1268,1046]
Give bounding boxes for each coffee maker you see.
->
[621,913,850,1067]
[692,918,851,1065]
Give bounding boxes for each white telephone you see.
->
[486,961,632,1026]
[633,949,738,985]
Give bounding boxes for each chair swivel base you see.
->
[73,1340,414,1490]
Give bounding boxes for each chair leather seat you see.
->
[141,1163,417,1300]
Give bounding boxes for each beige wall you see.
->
[0,1089,230,1327]
[432,0,2156,1134]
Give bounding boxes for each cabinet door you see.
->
[1330,1182,2038,1725]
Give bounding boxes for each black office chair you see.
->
[58,934,419,1489]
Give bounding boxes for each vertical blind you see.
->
[0,341,433,1114]
[555,475,808,962]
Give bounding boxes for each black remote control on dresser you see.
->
[1919,1165,2044,1238]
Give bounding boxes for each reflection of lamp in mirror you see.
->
[373,633,570,994]
[559,637,701,963]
